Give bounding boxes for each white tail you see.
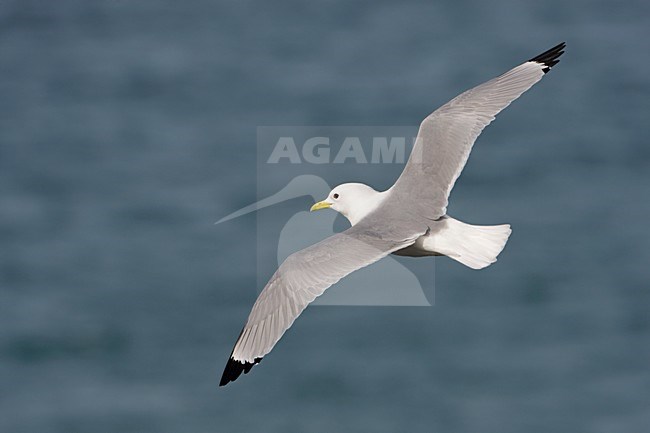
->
[429,217,512,270]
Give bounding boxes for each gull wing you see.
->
[220,215,426,386]
[391,43,565,219]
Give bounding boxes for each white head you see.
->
[310,183,385,226]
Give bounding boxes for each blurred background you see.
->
[1,0,648,432]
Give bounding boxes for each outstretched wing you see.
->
[391,42,565,219]
[220,217,426,386]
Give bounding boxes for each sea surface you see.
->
[1,1,649,432]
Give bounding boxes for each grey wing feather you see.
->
[220,218,425,385]
[392,43,565,219]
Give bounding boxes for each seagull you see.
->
[220,42,566,386]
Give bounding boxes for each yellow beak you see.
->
[310,200,331,212]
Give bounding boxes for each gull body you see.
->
[220,43,566,386]
[314,183,511,268]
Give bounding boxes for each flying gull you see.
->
[220,42,566,386]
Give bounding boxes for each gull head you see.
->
[310,183,385,226]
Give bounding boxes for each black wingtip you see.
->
[529,42,566,73]
[219,356,263,387]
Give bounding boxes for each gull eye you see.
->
[333,193,339,199]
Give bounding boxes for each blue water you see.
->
[1,1,649,432]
